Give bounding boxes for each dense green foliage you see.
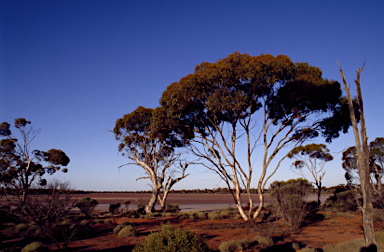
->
[155,52,357,221]
[132,224,211,252]
[114,106,189,213]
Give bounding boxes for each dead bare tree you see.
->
[337,61,376,246]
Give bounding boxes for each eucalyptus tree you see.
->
[114,106,189,213]
[0,118,70,203]
[342,137,384,192]
[287,143,333,203]
[158,52,355,222]
[338,62,375,246]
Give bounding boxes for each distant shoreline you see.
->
[71,192,331,212]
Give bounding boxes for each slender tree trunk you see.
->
[158,190,169,210]
[317,182,322,204]
[145,183,161,213]
[360,154,376,245]
[338,62,376,246]
[234,182,249,221]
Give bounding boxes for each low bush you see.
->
[177,213,190,221]
[218,241,238,252]
[270,179,311,228]
[127,210,140,218]
[322,231,384,252]
[323,190,357,212]
[208,211,223,220]
[162,203,180,213]
[114,221,137,235]
[132,224,211,252]
[75,197,99,217]
[21,241,48,252]
[194,212,207,219]
[219,239,252,252]
[117,225,138,237]
[254,235,273,246]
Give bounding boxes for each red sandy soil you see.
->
[63,211,366,251]
[2,193,369,251]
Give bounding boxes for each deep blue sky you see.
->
[1,1,383,191]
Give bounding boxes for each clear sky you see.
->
[1,1,383,191]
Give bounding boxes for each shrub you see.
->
[114,221,137,234]
[109,203,121,215]
[322,231,384,252]
[132,224,211,252]
[104,218,113,224]
[218,241,238,252]
[75,197,98,217]
[323,190,357,212]
[117,225,138,237]
[177,213,190,221]
[194,212,207,219]
[21,241,48,252]
[254,235,273,246]
[162,203,180,213]
[127,210,140,218]
[208,211,223,220]
[219,239,251,252]
[270,179,313,229]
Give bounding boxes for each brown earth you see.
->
[2,193,371,251]
[63,211,366,251]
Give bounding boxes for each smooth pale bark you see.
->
[338,62,375,246]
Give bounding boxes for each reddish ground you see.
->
[2,193,369,251]
[64,211,365,251]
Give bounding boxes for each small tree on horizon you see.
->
[0,118,70,203]
[342,137,384,193]
[287,143,333,204]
